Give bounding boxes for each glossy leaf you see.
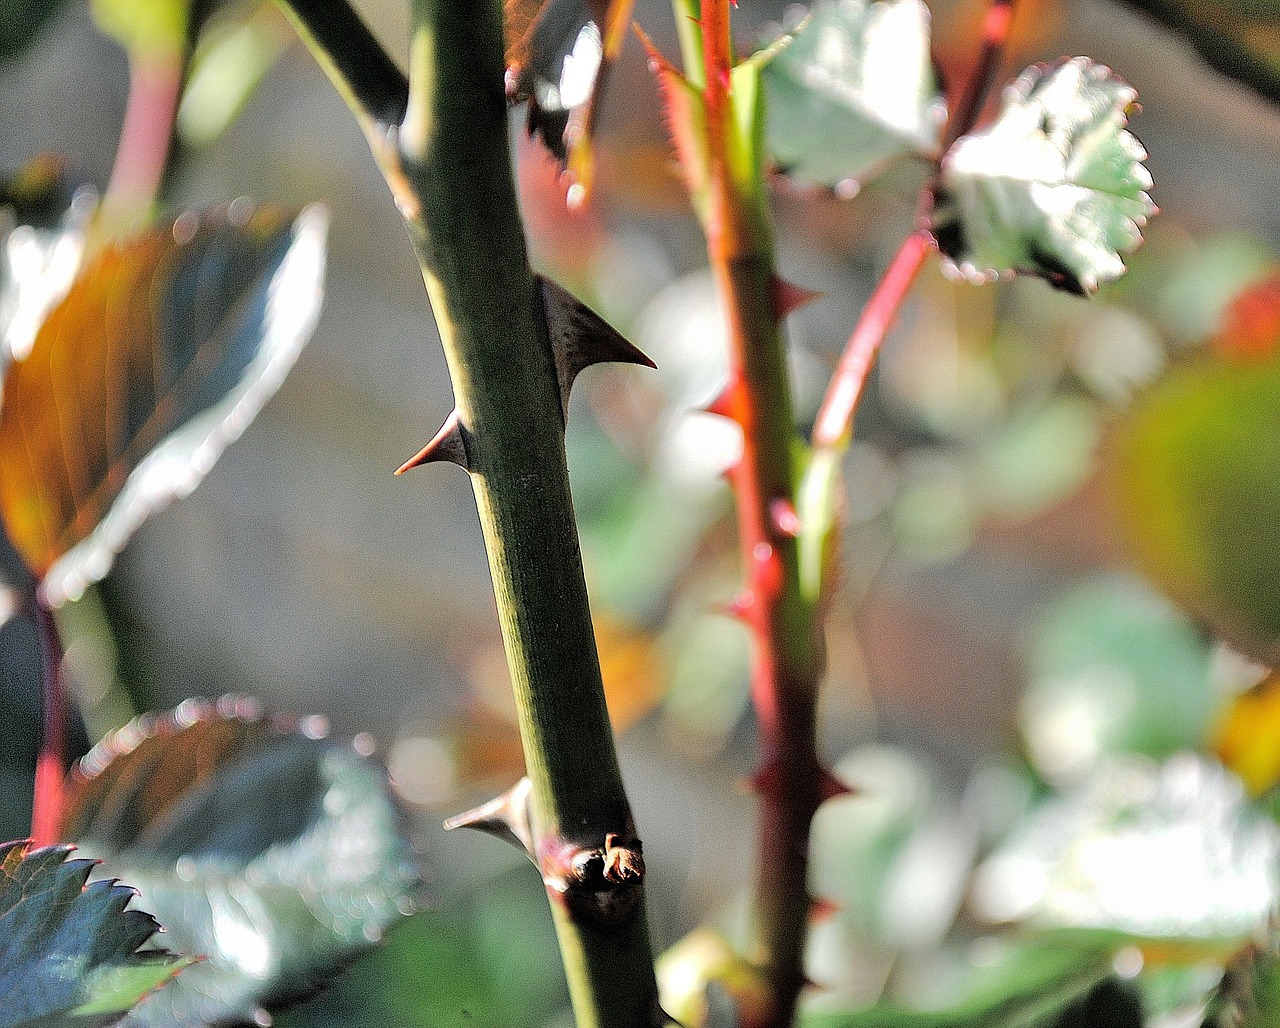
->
[504,0,635,200]
[62,698,418,1028]
[0,839,184,1028]
[761,0,944,187]
[0,204,327,606]
[933,58,1155,295]
[1107,352,1280,665]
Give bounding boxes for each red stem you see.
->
[811,231,932,451]
[941,0,1017,150]
[31,600,65,848]
[102,53,184,226]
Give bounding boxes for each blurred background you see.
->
[2,0,1279,1024]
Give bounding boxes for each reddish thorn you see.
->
[718,67,731,92]
[772,276,823,319]
[747,760,781,796]
[819,768,854,803]
[715,589,756,623]
[702,384,737,421]
[769,498,801,538]
[751,540,783,600]
[810,896,841,924]
[394,409,469,474]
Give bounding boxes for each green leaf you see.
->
[1107,353,1280,665]
[63,699,418,1028]
[1201,934,1280,1027]
[801,935,1116,1027]
[760,0,943,188]
[0,839,185,1028]
[0,204,327,607]
[1021,575,1216,785]
[933,58,1155,295]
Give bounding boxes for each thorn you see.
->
[769,498,801,538]
[810,896,841,924]
[701,381,738,421]
[394,409,470,474]
[539,277,656,421]
[443,777,535,860]
[718,67,731,92]
[747,759,780,796]
[714,589,755,623]
[819,767,854,803]
[772,276,823,319]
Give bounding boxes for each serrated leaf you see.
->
[933,57,1155,295]
[0,839,184,1028]
[62,699,418,1028]
[0,204,327,607]
[761,0,944,188]
[1106,352,1280,665]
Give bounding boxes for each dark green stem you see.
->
[277,1,661,1024]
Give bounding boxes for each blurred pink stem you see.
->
[31,601,65,848]
[102,54,184,226]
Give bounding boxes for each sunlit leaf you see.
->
[761,0,944,188]
[1107,351,1280,665]
[933,58,1155,295]
[0,204,327,606]
[972,755,1280,947]
[0,157,89,380]
[0,839,185,1028]
[504,0,636,201]
[62,697,418,1028]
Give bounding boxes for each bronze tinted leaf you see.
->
[63,698,417,1028]
[0,204,326,606]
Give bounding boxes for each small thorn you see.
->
[701,382,737,421]
[718,67,731,92]
[714,589,755,623]
[819,768,854,802]
[747,759,780,796]
[539,277,656,421]
[769,498,801,538]
[772,277,822,319]
[443,777,535,859]
[395,409,470,474]
[810,896,841,924]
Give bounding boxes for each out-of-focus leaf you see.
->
[0,204,327,606]
[0,158,90,381]
[761,0,944,188]
[933,58,1155,295]
[177,4,293,149]
[1216,671,1280,795]
[972,755,1280,947]
[1115,0,1280,105]
[504,0,635,201]
[1021,576,1216,786]
[92,0,185,57]
[657,929,770,1028]
[1201,934,1280,1027]
[0,0,67,61]
[62,698,418,1028]
[0,839,185,1028]
[1107,351,1280,666]
[801,935,1115,1027]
